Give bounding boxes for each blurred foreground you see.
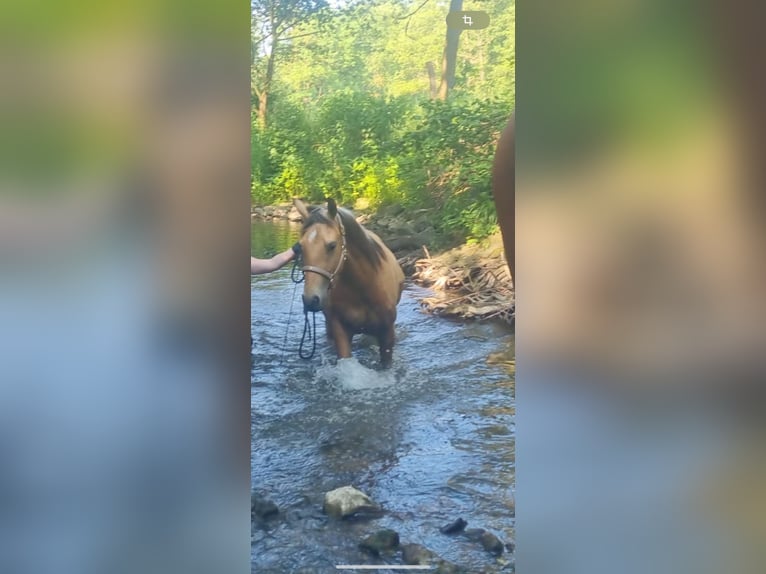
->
[0,2,250,573]
[518,1,766,573]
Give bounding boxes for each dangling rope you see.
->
[290,255,304,284]
[280,252,318,362]
[299,311,317,359]
[278,279,300,366]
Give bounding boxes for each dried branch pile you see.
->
[411,235,514,324]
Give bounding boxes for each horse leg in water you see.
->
[492,114,515,283]
[378,324,395,368]
[327,316,352,360]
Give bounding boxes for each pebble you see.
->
[251,494,279,520]
[401,543,435,565]
[359,529,400,556]
[439,517,468,535]
[463,528,486,542]
[479,531,505,556]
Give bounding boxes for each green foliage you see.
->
[252,0,515,241]
[398,97,510,240]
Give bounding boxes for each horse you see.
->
[492,113,515,284]
[293,198,405,368]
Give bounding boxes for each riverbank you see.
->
[252,203,514,325]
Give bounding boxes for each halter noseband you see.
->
[301,215,348,288]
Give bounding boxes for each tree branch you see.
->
[396,0,431,20]
[284,29,322,41]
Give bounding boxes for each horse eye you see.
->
[327,241,337,251]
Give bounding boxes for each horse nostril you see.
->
[303,294,321,311]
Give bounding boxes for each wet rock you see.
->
[389,221,416,235]
[359,529,400,556]
[401,543,435,565]
[251,494,278,520]
[505,541,515,554]
[287,206,303,222]
[323,486,381,518]
[376,217,392,230]
[463,528,486,542]
[435,560,465,574]
[439,517,467,535]
[412,215,434,233]
[378,203,405,218]
[479,531,504,556]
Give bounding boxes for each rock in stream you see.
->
[401,543,436,565]
[359,529,400,556]
[251,494,279,520]
[463,528,486,542]
[323,485,382,519]
[439,517,468,534]
[479,531,505,556]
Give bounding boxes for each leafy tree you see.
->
[251,0,329,127]
[252,0,516,242]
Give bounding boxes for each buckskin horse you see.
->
[293,198,405,368]
[492,113,515,284]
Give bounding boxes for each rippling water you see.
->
[252,220,515,573]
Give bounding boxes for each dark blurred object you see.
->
[0,1,250,573]
[492,113,515,283]
[518,1,766,573]
[292,242,302,256]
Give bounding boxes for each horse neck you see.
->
[338,239,376,284]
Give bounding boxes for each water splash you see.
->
[314,357,397,390]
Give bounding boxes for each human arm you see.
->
[250,243,301,275]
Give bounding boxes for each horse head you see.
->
[294,198,347,312]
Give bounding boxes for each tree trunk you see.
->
[426,61,437,99]
[258,38,277,129]
[437,0,463,100]
[257,37,278,128]
[257,91,268,128]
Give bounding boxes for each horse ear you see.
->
[293,198,310,220]
[327,197,337,219]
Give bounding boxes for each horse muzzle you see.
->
[302,294,322,313]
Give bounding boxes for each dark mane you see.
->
[302,206,385,268]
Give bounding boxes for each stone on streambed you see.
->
[251,494,279,520]
[463,528,486,542]
[359,529,400,556]
[323,486,382,518]
[435,560,465,574]
[439,517,467,535]
[479,531,505,556]
[401,543,436,565]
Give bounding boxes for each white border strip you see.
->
[335,566,433,571]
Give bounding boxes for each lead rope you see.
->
[278,279,300,366]
[299,311,317,359]
[280,254,318,362]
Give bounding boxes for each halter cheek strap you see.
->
[301,215,348,288]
